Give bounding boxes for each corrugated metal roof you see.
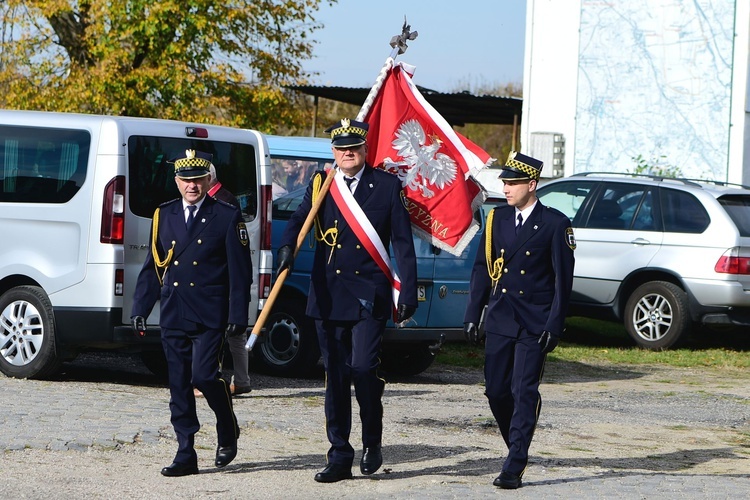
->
[287,85,522,127]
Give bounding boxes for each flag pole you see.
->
[246,18,418,351]
[356,18,418,121]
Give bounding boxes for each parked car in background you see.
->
[258,135,503,377]
[536,173,750,349]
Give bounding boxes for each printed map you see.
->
[576,1,735,179]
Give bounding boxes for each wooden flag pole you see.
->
[245,169,336,350]
[246,18,418,351]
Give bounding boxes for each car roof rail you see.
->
[571,172,750,190]
[677,178,750,190]
[570,171,707,187]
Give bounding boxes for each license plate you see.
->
[417,285,426,301]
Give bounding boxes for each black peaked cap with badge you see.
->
[170,149,212,179]
[498,151,544,181]
[325,118,369,148]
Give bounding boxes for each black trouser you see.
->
[484,327,547,476]
[161,326,239,465]
[316,312,386,466]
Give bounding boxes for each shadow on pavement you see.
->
[51,352,166,387]
[209,444,744,483]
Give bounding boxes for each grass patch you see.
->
[667,425,690,431]
[436,317,750,371]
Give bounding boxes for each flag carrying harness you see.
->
[484,208,505,294]
[150,207,175,286]
[311,171,339,264]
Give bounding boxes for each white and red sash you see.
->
[328,170,401,313]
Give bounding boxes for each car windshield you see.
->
[272,186,306,220]
[718,195,750,237]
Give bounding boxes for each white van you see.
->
[0,110,273,379]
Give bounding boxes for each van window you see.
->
[270,156,333,200]
[128,136,258,220]
[0,125,89,203]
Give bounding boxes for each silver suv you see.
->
[536,173,750,349]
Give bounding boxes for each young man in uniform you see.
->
[464,151,575,489]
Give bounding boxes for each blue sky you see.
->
[304,0,527,93]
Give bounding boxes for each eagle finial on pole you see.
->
[389,17,418,55]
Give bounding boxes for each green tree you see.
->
[0,0,336,132]
[630,154,683,178]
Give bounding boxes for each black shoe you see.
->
[360,445,383,475]
[231,384,253,396]
[215,442,237,468]
[160,462,199,477]
[493,471,522,489]
[314,463,353,483]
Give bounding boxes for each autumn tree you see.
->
[0,0,336,132]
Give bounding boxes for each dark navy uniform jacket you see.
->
[464,202,575,337]
[132,195,252,330]
[280,166,417,322]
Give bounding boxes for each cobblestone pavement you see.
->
[1,352,749,499]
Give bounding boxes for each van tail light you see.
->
[101,175,125,244]
[714,247,750,274]
[258,272,271,300]
[259,184,272,251]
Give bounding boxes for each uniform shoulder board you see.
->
[544,204,570,219]
[159,198,181,208]
[215,198,238,209]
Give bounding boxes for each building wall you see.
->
[522,0,749,183]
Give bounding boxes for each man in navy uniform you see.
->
[276,118,418,483]
[464,151,575,489]
[131,149,251,477]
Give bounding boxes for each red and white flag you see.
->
[364,62,494,256]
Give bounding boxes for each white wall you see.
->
[521,0,581,177]
[523,0,750,183]
[733,0,750,185]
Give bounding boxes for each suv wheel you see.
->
[624,281,690,350]
[253,297,320,377]
[0,285,61,379]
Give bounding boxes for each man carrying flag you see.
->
[275,118,418,483]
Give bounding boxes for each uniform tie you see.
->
[186,205,197,229]
[516,213,523,235]
[344,176,355,192]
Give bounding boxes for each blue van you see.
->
[256,135,500,377]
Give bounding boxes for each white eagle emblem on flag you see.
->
[382,119,457,198]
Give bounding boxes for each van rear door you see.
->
[121,120,268,329]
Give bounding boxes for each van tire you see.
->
[0,285,61,379]
[253,297,320,377]
[624,281,690,350]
